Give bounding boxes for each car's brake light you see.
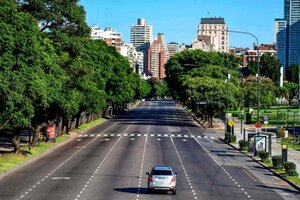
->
[148,176,153,182]
[170,176,176,183]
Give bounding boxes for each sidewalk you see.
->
[230,120,300,174]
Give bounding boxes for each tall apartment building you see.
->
[167,42,179,58]
[193,17,229,52]
[148,33,169,79]
[90,25,123,53]
[275,0,300,71]
[130,18,153,75]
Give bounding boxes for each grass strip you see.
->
[0,118,106,174]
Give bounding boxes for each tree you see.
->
[286,64,299,83]
[0,0,65,153]
[18,0,90,36]
[284,82,298,104]
[260,53,281,82]
[138,80,152,99]
[165,49,242,127]
[241,76,276,109]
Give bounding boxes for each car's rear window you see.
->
[151,170,172,175]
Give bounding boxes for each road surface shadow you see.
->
[114,187,148,194]
[255,184,300,195]
[114,187,171,195]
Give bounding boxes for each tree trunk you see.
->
[56,116,63,137]
[31,125,42,147]
[11,135,21,154]
[75,113,81,129]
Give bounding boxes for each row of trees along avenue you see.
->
[0,0,167,154]
[165,49,297,128]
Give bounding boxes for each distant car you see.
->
[146,166,177,195]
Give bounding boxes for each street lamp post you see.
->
[227,30,260,122]
[224,54,230,135]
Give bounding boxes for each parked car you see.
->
[146,166,177,195]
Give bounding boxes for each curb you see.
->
[219,137,300,192]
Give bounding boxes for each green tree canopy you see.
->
[18,0,90,36]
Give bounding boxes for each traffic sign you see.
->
[228,120,235,127]
[264,115,269,121]
[255,121,262,128]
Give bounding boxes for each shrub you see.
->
[259,151,269,162]
[225,134,236,143]
[272,155,283,170]
[239,140,248,151]
[284,162,299,176]
[276,128,285,139]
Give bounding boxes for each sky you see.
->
[80,0,283,48]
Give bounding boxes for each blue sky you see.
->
[80,0,283,48]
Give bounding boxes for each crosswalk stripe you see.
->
[77,133,217,140]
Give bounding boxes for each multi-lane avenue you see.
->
[0,100,299,200]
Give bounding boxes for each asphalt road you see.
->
[0,100,299,200]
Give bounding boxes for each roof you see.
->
[153,166,172,171]
[201,17,225,24]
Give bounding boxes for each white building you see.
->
[130,18,153,75]
[91,25,123,53]
[120,43,141,74]
[194,17,229,52]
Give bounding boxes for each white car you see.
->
[146,166,177,195]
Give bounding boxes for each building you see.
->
[178,43,192,52]
[130,18,153,74]
[229,47,250,56]
[275,0,300,71]
[167,42,179,58]
[120,43,140,73]
[148,33,169,79]
[275,19,287,70]
[90,25,123,53]
[241,44,276,66]
[193,17,229,52]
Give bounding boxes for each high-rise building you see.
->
[148,33,169,79]
[90,25,123,53]
[167,42,179,58]
[130,18,153,75]
[275,0,300,71]
[194,17,229,52]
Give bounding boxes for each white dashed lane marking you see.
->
[16,123,119,200]
[77,133,215,140]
